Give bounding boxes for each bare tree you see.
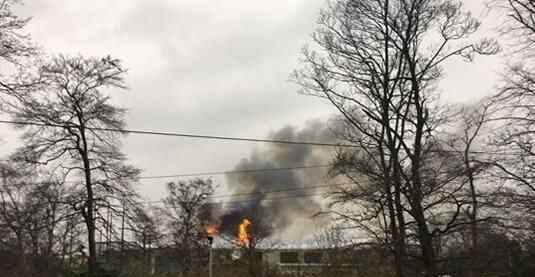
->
[0,163,35,276]
[25,180,70,276]
[293,1,497,276]
[56,209,85,275]
[0,0,38,98]
[443,102,497,277]
[0,0,35,62]
[162,178,214,277]
[491,66,535,196]
[486,0,535,246]
[313,226,356,277]
[0,161,74,277]
[130,206,162,252]
[122,205,163,274]
[457,106,486,277]
[3,55,140,276]
[499,0,535,50]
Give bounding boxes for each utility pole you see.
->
[68,219,75,270]
[120,194,126,270]
[208,235,213,277]
[106,205,112,259]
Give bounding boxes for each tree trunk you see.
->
[465,151,479,277]
[79,123,97,277]
[385,181,404,277]
[84,163,97,277]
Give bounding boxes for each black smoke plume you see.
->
[218,120,334,239]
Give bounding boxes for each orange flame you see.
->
[206,225,218,235]
[238,218,252,246]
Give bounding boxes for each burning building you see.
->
[95,121,347,276]
[96,218,379,277]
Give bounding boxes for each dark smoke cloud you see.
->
[218,120,335,238]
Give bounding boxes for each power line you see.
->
[140,181,353,205]
[0,119,525,156]
[103,191,329,213]
[0,119,353,148]
[2,169,363,205]
[55,165,331,184]
[138,164,331,180]
[210,192,326,206]
[20,164,331,186]
[209,182,345,199]
[144,191,328,206]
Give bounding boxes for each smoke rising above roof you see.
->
[218,120,335,239]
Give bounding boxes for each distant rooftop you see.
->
[210,236,369,250]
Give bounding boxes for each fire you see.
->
[206,225,218,235]
[238,218,252,246]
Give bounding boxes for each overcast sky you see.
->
[1,0,504,208]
